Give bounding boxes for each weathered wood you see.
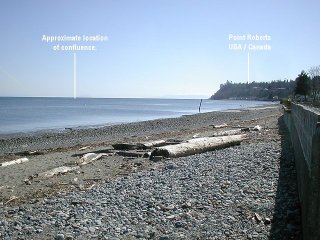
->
[192,134,200,138]
[0,158,29,167]
[16,150,44,156]
[79,146,91,151]
[75,153,108,165]
[113,139,177,151]
[210,123,228,128]
[151,135,246,158]
[116,151,143,158]
[138,140,167,149]
[253,125,262,131]
[212,128,249,137]
[165,139,183,145]
[112,143,139,150]
[4,196,18,204]
[39,166,80,178]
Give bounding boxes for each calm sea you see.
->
[0,97,274,134]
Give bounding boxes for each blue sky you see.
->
[0,0,319,98]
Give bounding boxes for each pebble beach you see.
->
[0,105,301,239]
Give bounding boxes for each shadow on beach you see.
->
[269,116,302,239]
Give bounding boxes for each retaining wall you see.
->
[284,103,320,239]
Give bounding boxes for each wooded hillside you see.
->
[210,80,295,100]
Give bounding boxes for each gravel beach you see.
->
[0,105,301,239]
[0,105,278,155]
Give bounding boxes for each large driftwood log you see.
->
[0,158,29,167]
[151,135,246,158]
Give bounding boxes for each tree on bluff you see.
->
[313,76,320,100]
[308,65,320,100]
[294,71,311,101]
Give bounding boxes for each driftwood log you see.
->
[39,166,80,178]
[112,143,139,150]
[116,151,143,158]
[0,158,29,167]
[210,123,228,128]
[75,153,108,166]
[138,140,167,149]
[151,135,246,158]
[212,128,249,137]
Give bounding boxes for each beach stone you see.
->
[159,235,170,240]
[165,163,178,170]
[181,201,192,209]
[55,233,65,240]
[65,234,73,240]
[0,125,301,240]
[174,221,187,228]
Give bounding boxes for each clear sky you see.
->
[0,0,319,98]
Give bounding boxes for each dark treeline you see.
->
[210,80,295,100]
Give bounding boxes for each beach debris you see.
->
[138,140,167,149]
[254,212,263,223]
[75,153,108,166]
[211,123,228,128]
[123,157,136,160]
[165,139,183,145]
[86,183,96,190]
[79,146,91,151]
[39,166,80,178]
[143,152,152,158]
[116,151,143,158]
[264,217,272,224]
[212,129,241,137]
[24,179,32,185]
[16,150,44,156]
[84,178,101,182]
[212,128,250,137]
[166,215,176,220]
[159,204,176,211]
[4,196,18,205]
[151,135,246,158]
[0,158,29,167]
[182,201,192,209]
[253,125,262,131]
[151,156,164,161]
[113,139,182,151]
[72,149,112,157]
[112,143,139,150]
[192,134,200,138]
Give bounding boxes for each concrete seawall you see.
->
[284,103,320,239]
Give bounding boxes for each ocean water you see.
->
[0,97,274,134]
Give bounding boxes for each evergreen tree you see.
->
[294,71,311,101]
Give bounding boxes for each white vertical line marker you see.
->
[73,53,77,99]
[247,52,250,83]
